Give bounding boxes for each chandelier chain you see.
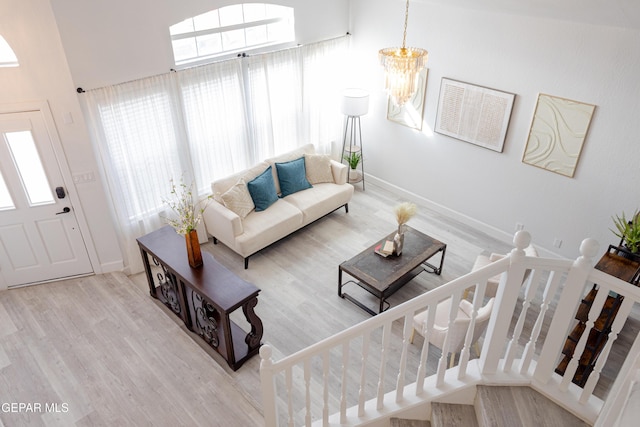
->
[402,0,410,48]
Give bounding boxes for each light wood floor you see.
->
[0,183,633,426]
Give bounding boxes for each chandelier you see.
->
[379,0,428,106]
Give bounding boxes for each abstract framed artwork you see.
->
[387,68,428,130]
[435,78,515,152]
[522,94,595,178]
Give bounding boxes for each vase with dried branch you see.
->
[393,202,417,256]
[164,177,212,268]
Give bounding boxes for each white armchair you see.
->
[410,297,495,368]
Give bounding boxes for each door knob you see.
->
[56,207,71,215]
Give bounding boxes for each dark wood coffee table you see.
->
[338,226,446,315]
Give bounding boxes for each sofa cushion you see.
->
[305,154,334,184]
[284,182,354,225]
[266,144,316,194]
[235,199,303,256]
[247,166,278,211]
[276,157,312,197]
[213,161,270,200]
[220,178,254,218]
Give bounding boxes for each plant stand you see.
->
[341,142,364,190]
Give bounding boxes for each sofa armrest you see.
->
[202,201,243,244]
[330,160,348,185]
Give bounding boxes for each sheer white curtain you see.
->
[246,37,347,157]
[82,37,348,273]
[83,74,188,273]
[178,60,251,196]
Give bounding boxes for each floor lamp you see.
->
[340,89,369,190]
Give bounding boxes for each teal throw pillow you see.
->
[247,166,279,211]
[276,157,312,197]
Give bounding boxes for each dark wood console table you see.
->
[137,226,263,371]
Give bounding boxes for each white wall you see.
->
[50,0,350,90]
[347,0,640,258]
[0,0,123,273]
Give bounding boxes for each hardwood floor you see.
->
[0,183,633,426]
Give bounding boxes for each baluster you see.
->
[304,359,311,427]
[259,345,277,427]
[395,313,412,402]
[322,350,330,426]
[533,238,598,384]
[377,322,392,410]
[437,290,462,387]
[416,303,436,395]
[286,367,294,427]
[519,270,561,374]
[340,341,349,423]
[480,231,532,375]
[560,283,609,391]
[458,283,486,379]
[502,268,539,372]
[358,332,370,417]
[580,296,633,403]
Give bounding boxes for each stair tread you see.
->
[431,402,478,427]
[476,385,590,427]
[390,417,431,427]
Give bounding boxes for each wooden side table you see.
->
[137,226,263,371]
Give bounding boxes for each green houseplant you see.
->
[343,151,361,182]
[611,210,640,254]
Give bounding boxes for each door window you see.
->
[5,130,54,205]
[0,169,14,210]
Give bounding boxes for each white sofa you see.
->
[202,144,354,268]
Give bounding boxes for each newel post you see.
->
[533,238,599,383]
[480,230,531,375]
[260,345,278,427]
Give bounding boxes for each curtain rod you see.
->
[76,32,350,94]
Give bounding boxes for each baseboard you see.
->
[365,174,563,259]
[99,260,125,274]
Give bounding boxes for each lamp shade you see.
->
[341,89,369,117]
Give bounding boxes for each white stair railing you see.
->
[260,232,640,426]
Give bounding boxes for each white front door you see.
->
[0,110,93,287]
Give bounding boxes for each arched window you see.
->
[170,3,294,66]
[0,35,18,67]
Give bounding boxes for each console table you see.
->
[137,226,263,371]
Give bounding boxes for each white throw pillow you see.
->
[304,154,334,184]
[220,178,255,218]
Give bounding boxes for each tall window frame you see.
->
[170,3,295,67]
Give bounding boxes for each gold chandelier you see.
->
[379,0,428,106]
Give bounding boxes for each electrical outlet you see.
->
[515,223,524,231]
[553,238,563,248]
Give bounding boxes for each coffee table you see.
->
[338,226,446,315]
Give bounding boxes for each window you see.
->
[5,131,54,206]
[170,3,294,66]
[0,35,18,67]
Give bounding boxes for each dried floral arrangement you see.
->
[394,202,417,225]
[163,177,211,235]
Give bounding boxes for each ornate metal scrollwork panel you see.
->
[192,292,220,348]
[153,260,181,316]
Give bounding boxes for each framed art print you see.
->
[522,94,595,178]
[435,78,515,152]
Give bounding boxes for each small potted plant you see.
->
[343,151,362,182]
[611,210,640,256]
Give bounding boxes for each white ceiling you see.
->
[420,0,640,30]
